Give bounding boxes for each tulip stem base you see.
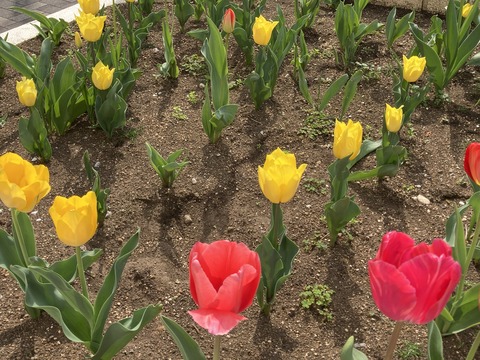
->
[385,321,404,360]
[213,335,221,360]
[76,246,89,300]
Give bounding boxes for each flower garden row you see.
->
[0,0,480,358]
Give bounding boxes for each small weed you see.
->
[308,48,321,58]
[397,342,421,359]
[354,62,382,81]
[0,114,7,128]
[303,232,327,252]
[228,77,244,90]
[300,284,334,320]
[123,126,142,140]
[298,110,335,140]
[172,106,188,121]
[187,91,199,105]
[402,184,415,192]
[303,177,327,195]
[406,123,415,138]
[181,54,207,76]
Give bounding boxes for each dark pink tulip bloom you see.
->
[369,231,461,324]
[188,240,261,335]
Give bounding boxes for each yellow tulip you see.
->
[74,31,83,48]
[75,11,106,42]
[77,0,100,15]
[252,15,279,46]
[462,3,473,17]
[402,55,426,83]
[333,119,363,160]
[92,61,115,90]
[126,0,135,2]
[16,77,37,107]
[0,152,50,212]
[49,191,98,247]
[258,148,307,204]
[385,104,403,133]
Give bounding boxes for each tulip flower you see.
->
[252,15,279,46]
[0,152,50,213]
[92,61,115,90]
[258,148,307,204]
[402,55,426,83]
[462,3,473,18]
[49,191,98,247]
[385,104,403,133]
[74,31,83,48]
[77,0,100,15]
[333,119,363,160]
[126,0,135,2]
[16,77,37,107]
[369,231,461,324]
[188,240,261,335]
[222,9,235,34]
[75,11,106,42]
[464,143,480,185]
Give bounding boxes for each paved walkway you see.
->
[0,0,77,34]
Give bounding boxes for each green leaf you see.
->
[94,80,127,137]
[427,321,444,360]
[325,197,361,245]
[0,229,24,282]
[445,284,480,334]
[35,38,53,83]
[18,108,52,162]
[91,231,140,352]
[161,316,206,360]
[256,236,284,304]
[92,304,162,359]
[297,65,313,105]
[317,74,348,112]
[341,336,368,360]
[444,0,459,69]
[0,37,35,77]
[348,139,382,169]
[49,249,103,283]
[11,210,36,262]
[341,70,362,119]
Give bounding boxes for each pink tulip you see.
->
[464,142,480,185]
[188,240,261,335]
[369,231,461,324]
[222,9,235,34]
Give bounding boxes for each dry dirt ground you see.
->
[0,1,479,359]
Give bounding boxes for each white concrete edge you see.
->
[1,0,125,45]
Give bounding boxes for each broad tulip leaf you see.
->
[11,265,93,344]
[444,0,458,69]
[0,37,35,77]
[341,70,362,120]
[444,284,480,334]
[0,229,25,285]
[11,210,36,263]
[348,139,382,169]
[297,65,313,105]
[49,249,103,283]
[256,236,284,303]
[174,0,194,30]
[317,73,348,112]
[91,304,162,359]
[468,52,480,66]
[447,24,480,83]
[91,231,140,351]
[18,108,52,162]
[212,104,238,128]
[340,336,368,360]
[325,197,361,245]
[161,315,206,360]
[427,321,444,360]
[35,38,53,84]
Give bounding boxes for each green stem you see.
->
[385,321,404,360]
[213,335,221,360]
[225,33,230,55]
[466,329,480,360]
[270,203,283,249]
[262,302,271,317]
[11,209,31,266]
[76,246,89,300]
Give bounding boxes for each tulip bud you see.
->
[16,77,37,107]
[252,15,279,46]
[333,119,363,160]
[74,31,83,48]
[462,3,473,18]
[258,148,307,204]
[75,11,106,42]
[0,152,50,213]
[92,60,115,90]
[49,191,98,247]
[77,0,100,15]
[385,104,403,133]
[464,143,480,185]
[222,9,235,34]
[402,55,426,83]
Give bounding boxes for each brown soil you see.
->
[0,2,479,359]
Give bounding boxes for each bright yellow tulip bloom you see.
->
[0,152,50,212]
[402,55,426,83]
[462,3,473,17]
[385,104,403,133]
[92,61,115,90]
[49,191,98,247]
[258,148,307,204]
[333,119,363,160]
[16,77,37,107]
[252,15,279,46]
[77,0,100,15]
[75,11,106,42]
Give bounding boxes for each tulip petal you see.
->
[376,231,415,267]
[190,257,218,308]
[188,309,246,335]
[399,253,461,324]
[368,260,416,322]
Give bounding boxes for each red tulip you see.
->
[188,240,261,335]
[464,142,480,185]
[368,231,461,324]
[222,8,235,34]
